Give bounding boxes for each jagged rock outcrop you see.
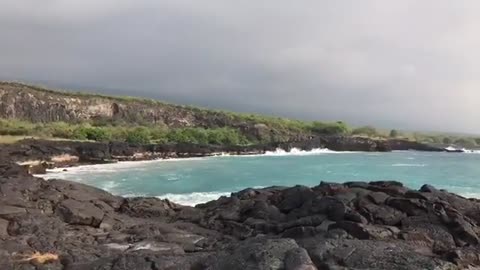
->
[1,160,480,269]
[388,139,445,152]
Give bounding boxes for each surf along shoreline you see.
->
[3,136,453,175]
[8,136,470,207]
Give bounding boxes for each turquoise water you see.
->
[44,150,480,205]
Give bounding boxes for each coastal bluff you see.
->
[1,161,480,269]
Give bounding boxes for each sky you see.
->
[1,1,479,134]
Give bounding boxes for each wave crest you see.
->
[391,163,427,167]
[264,147,342,156]
[157,191,231,206]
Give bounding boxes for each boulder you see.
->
[330,221,399,240]
[285,247,318,270]
[278,186,315,212]
[0,218,9,237]
[308,196,346,221]
[120,197,177,217]
[56,199,104,227]
[368,191,390,205]
[207,238,300,270]
[309,239,456,270]
[0,205,26,219]
[358,201,406,225]
[387,198,428,216]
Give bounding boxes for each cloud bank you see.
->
[1,1,479,133]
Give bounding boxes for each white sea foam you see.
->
[101,180,119,190]
[37,148,349,179]
[37,157,209,180]
[391,163,427,167]
[445,146,480,154]
[263,147,346,156]
[157,191,232,206]
[458,192,480,199]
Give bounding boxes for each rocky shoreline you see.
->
[1,136,447,174]
[1,137,477,269]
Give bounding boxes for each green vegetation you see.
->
[352,126,378,137]
[125,127,152,144]
[310,121,349,135]
[165,128,249,145]
[1,117,479,148]
[0,119,252,145]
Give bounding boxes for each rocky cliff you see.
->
[0,82,213,126]
[0,82,310,143]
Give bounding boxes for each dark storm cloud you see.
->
[1,1,479,133]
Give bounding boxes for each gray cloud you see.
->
[1,0,479,133]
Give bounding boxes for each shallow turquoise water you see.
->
[44,150,480,205]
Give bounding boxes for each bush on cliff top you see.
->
[126,127,151,144]
[2,117,478,147]
[0,119,252,145]
[73,127,111,142]
[165,127,249,145]
[352,126,379,137]
[310,121,349,135]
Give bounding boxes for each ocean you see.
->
[42,149,480,206]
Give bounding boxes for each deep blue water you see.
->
[43,149,480,205]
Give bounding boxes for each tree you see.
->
[389,129,399,138]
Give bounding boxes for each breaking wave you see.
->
[263,148,347,156]
[156,191,232,206]
[391,163,427,167]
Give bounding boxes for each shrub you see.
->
[149,127,169,144]
[310,121,349,135]
[73,126,111,141]
[48,122,75,138]
[475,138,480,145]
[206,128,249,145]
[0,119,36,136]
[454,138,476,148]
[443,137,453,145]
[126,127,151,144]
[166,128,208,144]
[352,126,378,137]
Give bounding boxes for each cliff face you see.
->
[0,82,234,128]
[0,82,314,142]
